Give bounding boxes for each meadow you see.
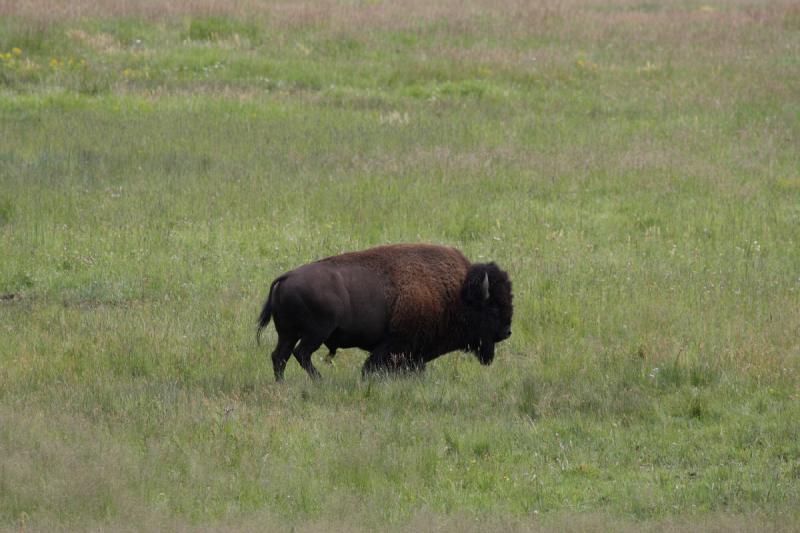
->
[1,0,799,530]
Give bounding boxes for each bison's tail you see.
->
[256,276,285,345]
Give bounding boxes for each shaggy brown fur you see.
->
[321,244,470,352]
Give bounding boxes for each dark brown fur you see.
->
[257,244,513,381]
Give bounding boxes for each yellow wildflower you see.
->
[50,57,59,68]
[576,58,599,72]
[12,47,22,56]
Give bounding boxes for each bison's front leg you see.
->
[387,352,425,374]
[361,341,392,377]
[362,341,420,377]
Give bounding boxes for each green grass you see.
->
[1,1,799,530]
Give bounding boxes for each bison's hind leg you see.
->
[271,334,299,382]
[324,344,337,365]
[293,336,330,380]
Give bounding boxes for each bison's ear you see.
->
[463,265,491,305]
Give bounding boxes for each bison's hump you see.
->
[324,244,470,341]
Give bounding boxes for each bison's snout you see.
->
[496,326,511,342]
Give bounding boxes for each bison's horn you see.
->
[481,272,490,300]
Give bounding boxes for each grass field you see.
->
[1,0,799,530]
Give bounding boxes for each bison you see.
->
[256,243,513,381]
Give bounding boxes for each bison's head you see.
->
[462,262,513,365]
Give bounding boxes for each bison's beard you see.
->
[477,339,495,365]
